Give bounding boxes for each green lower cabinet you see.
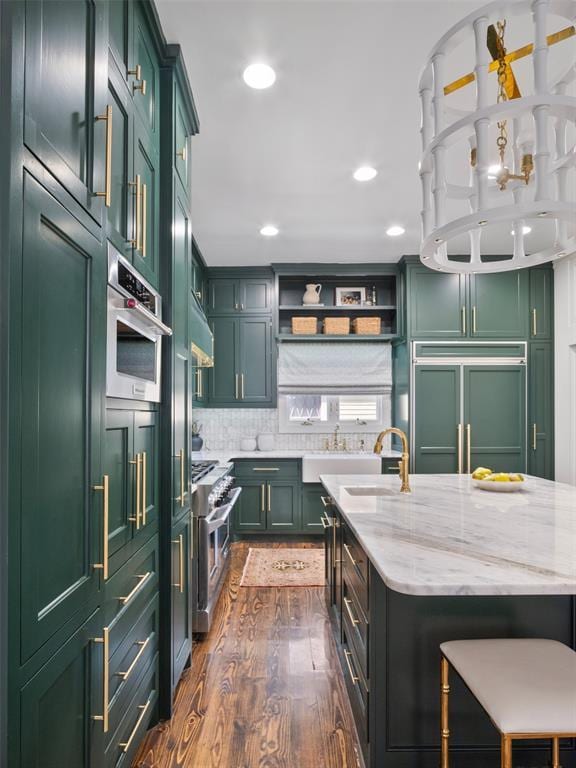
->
[171,514,192,695]
[19,609,103,768]
[234,481,267,531]
[267,481,301,531]
[302,484,326,532]
[414,366,462,474]
[528,343,554,479]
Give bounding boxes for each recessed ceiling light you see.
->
[511,226,532,235]
[386,225,405,237]
[353,166,378,182]
[243,63,276,90]
[260,225,279,237]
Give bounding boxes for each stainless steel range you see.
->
[191,461,242,632]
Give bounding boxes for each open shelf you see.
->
[278,305,397,312]
[276,333,398,342]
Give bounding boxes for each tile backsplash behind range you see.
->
[194,406,392,451]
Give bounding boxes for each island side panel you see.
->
[369,565,576,768]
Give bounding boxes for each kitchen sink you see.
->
[302,453,382,483]
[344,486,397,497]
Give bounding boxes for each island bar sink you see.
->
[344,486,397,496]
[302,453,383,483]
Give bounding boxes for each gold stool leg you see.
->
[552,737,561,768]
[441,656,450,768]
[501,735,512,768]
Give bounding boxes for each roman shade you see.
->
[278,342,392,395]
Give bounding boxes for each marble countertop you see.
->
[191,449,402,463]
[320,473,576,597]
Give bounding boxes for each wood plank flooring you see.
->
[133,541,362,768]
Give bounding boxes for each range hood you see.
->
[190,291,214,368]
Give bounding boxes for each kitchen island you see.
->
[319,473,576,768]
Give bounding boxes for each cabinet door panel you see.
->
[20,610,102,768]
[240,279,272,313]
[108,0,130,78]
[104,410,134,563]
[302,485,325,532]
[414,366,462,474]
[267,483,300,531]
[529,344,554,479]
[20,173,105,662]
[464,365,526,472]
[530,269,553,340]
[106,62,133,258]
[408,269,466,338]
[171,514,192,692]
[469,271,528,338]
[173,354,190,518]
[174,88,190,194]
[131,3,160,144]
[132,118,160,287]
[134,411,159,532]
[235,482,266,531]
[208,317,239,403]
[239,317,273,404]
[24,0,106,222]
[208,279,238,314]
[173,189,190,353]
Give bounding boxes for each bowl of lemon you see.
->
[471,467,526,492]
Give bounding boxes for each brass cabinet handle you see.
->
[261,483,265,513]
[129,175,142,249]
[176,144,187,161]
[344,597,360,626]
[252,467,280,472]
[93,475,109,580]
[174,449,186,507]
[472,306,477,334]
[95,104,112,207]
[172,535,184,593]
[141,451,147,525]
[129,64,146,95]
[235,373,239,400]
[461,306,466,335]
[128,454,142,528]
[119,695,152,753]
[320,495,333,508]
[532,423,538,451]
[457,423,463,474]
[141,182,147,258]
[195,369,203,399]
[116,635,151,681]
[343,543,356,566]
[93,627,110,732]
[344,649,359,684]
[466,424,471,474]
[118,572,151,606]
[532,308,538,336]
[320,515,332,529]
[240,373,245,400]
[267,483,271,514]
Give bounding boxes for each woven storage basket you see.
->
[352,317,381,335]
[291,316,318,335]
[323,317,350,335]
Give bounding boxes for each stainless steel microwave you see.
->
[106,244,172,402]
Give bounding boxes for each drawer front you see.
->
[234,459,300,480]
[342,557,368,621]
[342,574,368,678]
[341,623,369,747]
[106,653,158,768]
[108,595,159,737]
[342,523,369,586]
[103,534,159,628]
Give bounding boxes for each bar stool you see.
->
[440,639,576,767]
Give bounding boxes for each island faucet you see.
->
[373,428,411,494]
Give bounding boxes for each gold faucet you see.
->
[373,428,411,493]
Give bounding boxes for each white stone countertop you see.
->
[320,473,576,597]
[191,449,402,463]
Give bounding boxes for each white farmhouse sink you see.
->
[302,453,382,483]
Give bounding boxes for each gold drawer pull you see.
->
[320,496,333,508]
[118,572,151,606]
[343,543,356,566]
[174,449,187,507]
[128,175,142,250]
[93,475,109,580]
[119,695,152,753]
[472,306,477,334]
[128,454,142,528]
[320,515,332,529]
[141,451,147,525]
[128,64,147,95]
[252,467,280,472]
[172,535,184,593]
[461,306,466,335]
[141,182,147,258]
[261,483,265,513]
[93,627,110,732]
[267,483,271,513]
[95,104,112,207]
[176,144,187,161]
[344,597,360,626]
[116,635,151,681]
[532,423,538,451]
[457,423,463,475]
[344,649,359,685]
[532,307,538,336]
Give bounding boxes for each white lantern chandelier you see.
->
[419,0,576,273]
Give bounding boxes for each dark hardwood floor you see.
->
[133,540,362,768]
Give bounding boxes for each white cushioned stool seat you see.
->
[441,639,576,734]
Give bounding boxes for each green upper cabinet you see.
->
[132,114,160,287]
[173,185,191,354]
[107,0,131,79]
[207,275,273,314]
[414,366,462,474]
[529,268,554,340]
[208,316,239,404]
[528,343,554,479]
[131,1,160,147]
[407,268,467,338]
[19,172,106,663]
[24,0,107,224]
[174,86,191,195]
[239,317,273,404]
[468,271,528,338]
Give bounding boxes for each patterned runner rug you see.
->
[240,547,325,587]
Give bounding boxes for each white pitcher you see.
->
[302,283,322,305]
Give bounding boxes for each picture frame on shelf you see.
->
[335,287,366,306]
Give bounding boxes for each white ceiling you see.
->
[155,0,575,266]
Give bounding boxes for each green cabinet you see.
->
[132,114,160,287]
[530,268,554,340]
[19,172,106,663]
[233,461,303,533]
[414,366,462,474]
[171,513,192,695]
[268,482,300,531]
[132,0,160,147]
[469,271,528,338]
[302,484,326,532]
[172,353,191,518]
[408,269,467,338]
[528,343,554,479]
[208,316,238,404]
[107,0,131,78]
[235,481,267,531]
[207,276,273,314]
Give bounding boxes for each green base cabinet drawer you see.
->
[234,460,299,480]
[103,534,159,628]
[302,484,325,532]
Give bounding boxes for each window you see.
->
[279,393,386,433]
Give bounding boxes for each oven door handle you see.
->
[117,301,173,337]
[203,487,241,533]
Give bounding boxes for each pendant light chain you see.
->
[495,21,509,184]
